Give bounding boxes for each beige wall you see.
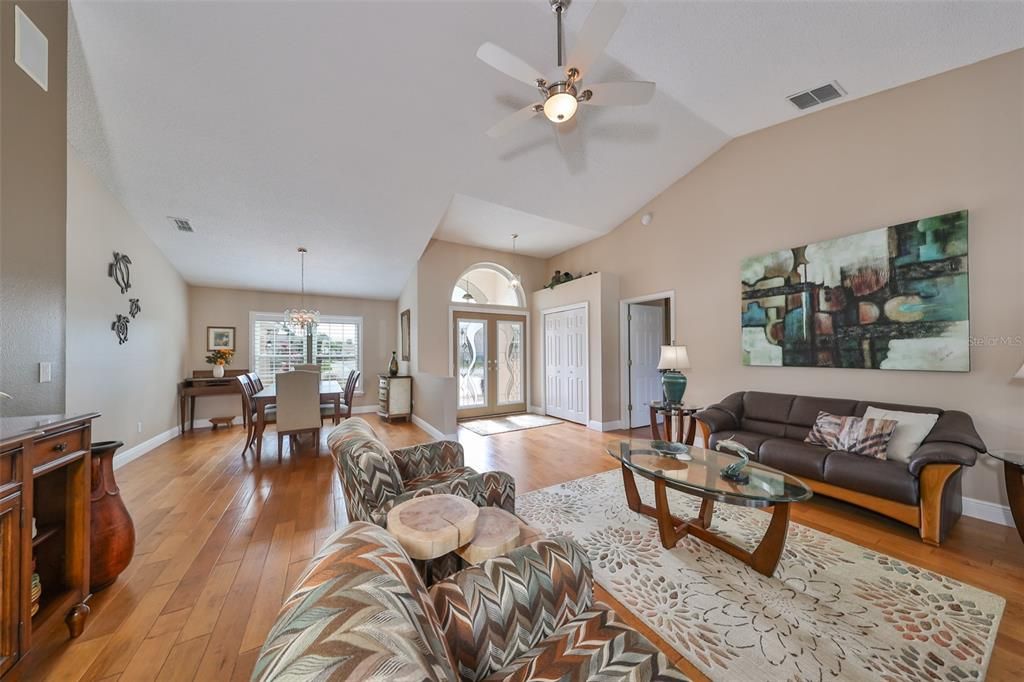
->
[188,286,396,420]
[66,145,190,446]
[396,239,547,436]
[531,272,620,425]
[0,0,67,416]
[550,49,1024,506]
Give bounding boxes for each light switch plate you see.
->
[39,362,51,383]
[15,5,49,91]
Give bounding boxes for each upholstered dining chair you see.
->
[295,363,321,373]
[237,374,275,456]
[322,370,360,425]
[247,371,264,392]
[275,370,322,457]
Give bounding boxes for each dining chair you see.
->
[321,370,360,425]
[237,374,276,456]
[248,372,265,392]
[275,370,322,457]
[295,364,322,373]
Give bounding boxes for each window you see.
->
[451,263,525,307]
[250,312,363,389]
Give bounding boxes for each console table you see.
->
[177,369,248,433]
[0,412,99,677]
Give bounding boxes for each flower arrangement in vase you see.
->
[205,349,234,378]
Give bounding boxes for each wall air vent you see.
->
[168,216,194,233]
[787,81,846,110]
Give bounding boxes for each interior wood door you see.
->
[628,303,666,428]
[454,312,526,419]
[544,307,587,425]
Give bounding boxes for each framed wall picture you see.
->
[400,309,411,361]
[207,326,236,351]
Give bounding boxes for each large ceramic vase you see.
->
[89,441,135,592]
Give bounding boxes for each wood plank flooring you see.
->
[24,416,1024,681]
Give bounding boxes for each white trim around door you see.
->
[619,291,676,430]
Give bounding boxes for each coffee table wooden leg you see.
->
[696,498,714,529]
[622,464,642,513]
[653,479,688,548]
[749,503,791,576]
[1005,462,1024,545]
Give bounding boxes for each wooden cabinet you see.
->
[0,490,22,678]
[377,375,412,423]
[0,413,98,677]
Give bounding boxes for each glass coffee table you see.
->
[608,440,812,576]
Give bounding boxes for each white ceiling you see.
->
[68,0,1024,299]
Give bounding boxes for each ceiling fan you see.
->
[478,0,655,139]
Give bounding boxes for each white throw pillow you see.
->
[863,407,939,463]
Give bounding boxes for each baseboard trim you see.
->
[113,426,179,470]
[411,414,457,441]
[528,405,544,415]
[962,496,1014,527]
[352,405,378,415]
[588,419,624,432]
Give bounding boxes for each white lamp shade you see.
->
[657,345,690,371]
[1015,362,1024,380]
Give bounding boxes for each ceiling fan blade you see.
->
[566,0,626,78]
[486,104,542,138]
[583,81,656,106]
[555,118,584,174]
[477,42,546,87]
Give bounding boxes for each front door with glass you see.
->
[454,312,526,418]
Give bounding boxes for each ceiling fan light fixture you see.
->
[543,90,578,123]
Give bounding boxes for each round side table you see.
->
[649,402,703,445]
[387,494,478,583]
[987,450,1024,544]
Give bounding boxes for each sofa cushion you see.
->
[789,396,860,426]
[708,430,772,459]
[864,407,939,463]
[824,452,919,505]
[805,411,845,449]
[743,391,796,423]
[759,439,831,482]
[838,416,898,460]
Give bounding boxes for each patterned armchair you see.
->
[253,522,685,682]
[327,418,515,527]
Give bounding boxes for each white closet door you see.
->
[544,307,588,425]
[628,303,665,428]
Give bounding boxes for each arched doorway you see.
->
[451,263,527,419]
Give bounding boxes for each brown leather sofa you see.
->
[696,391,986,545]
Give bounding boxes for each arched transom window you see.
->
[451,263,525,307]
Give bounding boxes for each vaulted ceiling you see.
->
[68,0,1024,299]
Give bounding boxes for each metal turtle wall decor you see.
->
[111,314,130,345]
[108,252,132,293]
[108,252,142,344]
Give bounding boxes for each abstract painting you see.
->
[741,210,969,372]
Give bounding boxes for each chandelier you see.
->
[284,247,319,333]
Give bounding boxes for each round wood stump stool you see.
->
[456,507,522,564]
[387,494,478,561]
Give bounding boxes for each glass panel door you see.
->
[454,312,527,419]
[496,320,524,406]
[457,318,487,410]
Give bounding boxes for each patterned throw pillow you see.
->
[838,416,898,459]
[805,411,844,449]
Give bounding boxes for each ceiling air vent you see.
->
[787,81,846,110]
[168,216,194,233]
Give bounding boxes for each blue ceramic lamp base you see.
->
[661,370,687,405]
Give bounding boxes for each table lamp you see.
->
[658,345,690,404]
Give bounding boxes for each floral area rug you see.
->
[518,470,1005,682]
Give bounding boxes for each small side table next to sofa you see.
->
[987,450,1024,544]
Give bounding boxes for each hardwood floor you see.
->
[24,416,1024,681]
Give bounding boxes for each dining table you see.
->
[252,379,343,458]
